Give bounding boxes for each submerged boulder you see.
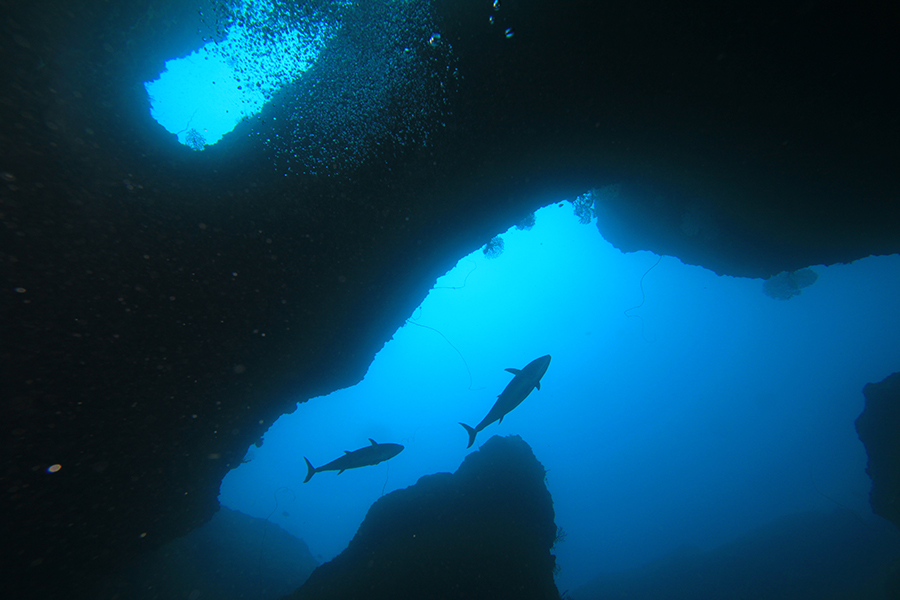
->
[288,435,560,600]
[93,506,318,600]
[857,372,900,530]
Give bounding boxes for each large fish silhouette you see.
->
[303,438,404,483]
[460,354,551,448]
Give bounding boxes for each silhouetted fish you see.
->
[303,438,404,483]
[460,354,551,448]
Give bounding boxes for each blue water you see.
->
[144,0,335,149]
[219,202,900,592]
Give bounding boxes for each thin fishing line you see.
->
[257,487,296,599]
[624,255,662,343]
[405,319,479,390]
[381,460,390,497]
[804,458,885,532]
[433,259,477,290]
[400,425,421,445]
[405,260,480,388]
[175,107,201,135]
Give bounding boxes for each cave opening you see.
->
[217,198,900,592]
[143,0,335,150]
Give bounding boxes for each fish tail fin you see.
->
[303,457,316,483]
[459,423,477,449]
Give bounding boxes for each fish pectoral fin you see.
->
[536,381,541,391]
[498,415,504,424]
[368,438,377,445]
[338,469,345,475]
[505,368,522,376]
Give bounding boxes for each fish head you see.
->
[527,354,551,380]
[379,443,404,461]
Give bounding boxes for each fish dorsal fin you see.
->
[368,438,377,445]
[344,450,352,454]
[506,368,522,376]
[536,381,541,391]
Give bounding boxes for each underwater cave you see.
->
[4,1,900,599]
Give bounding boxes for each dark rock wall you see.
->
[289,435,560,600]
[857,373,900,530]
[2,0,898,598]
[93,506,319,600]
[432,0,900,277]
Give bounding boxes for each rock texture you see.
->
[92,507,319,600]
[288,435,560,600]
[2,1,898,597]
[857,373,900,530]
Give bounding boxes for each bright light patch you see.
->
[144,0,334,150]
